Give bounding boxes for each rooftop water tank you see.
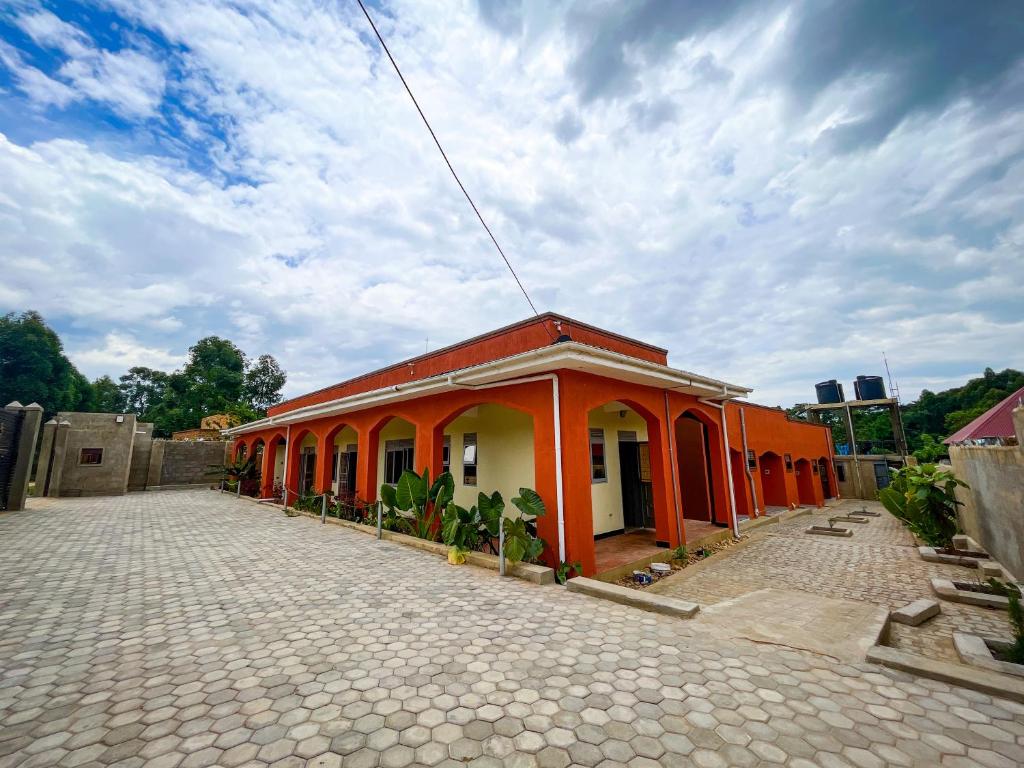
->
[815,380,845,404]
[854,375,886,401]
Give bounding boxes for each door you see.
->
[619,438,654,529]
[0,410,23,511]
[873,462,891,491]
[298,448,316,495]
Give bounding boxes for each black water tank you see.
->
[854,375,886,400]
[815,380,845,404]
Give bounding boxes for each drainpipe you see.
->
[697,389,740,539]
[283,424,291,508]
[739,407,761,516]
[447,373,566,562]
[664,391,684,546]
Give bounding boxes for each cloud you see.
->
[69,332,185,379]
[5,9,165,118]
[0,0,1021,408]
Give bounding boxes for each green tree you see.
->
[0,311,92,415]
[91,375,126,413]
[148,337,246,435]
[118,366,169,417]
[243,354,286,416]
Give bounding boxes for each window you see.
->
[746,449,756,469]
[812,463,819,475]
[590,428,606,482]
[442,436,451,474]
[80,448,103,465]
[784,453,793,472]
[384,439,414,485]
[332,446,340,482]
[462,433,477,486]
[836,463,846,482]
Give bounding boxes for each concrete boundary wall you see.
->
[949,407,1024,580]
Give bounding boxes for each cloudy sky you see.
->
[1,0,1022,406]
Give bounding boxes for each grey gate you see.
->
[0,409,24,511]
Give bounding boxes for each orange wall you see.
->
[725,401,835,512]
[268,314,668,417]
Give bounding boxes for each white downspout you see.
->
[283,424,292,507]
[698,388,740,539]
[447,372,566,562]
[739,407,761,516]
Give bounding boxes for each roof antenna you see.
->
[553,320,572,344]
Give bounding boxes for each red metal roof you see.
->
[944,384,1024,444]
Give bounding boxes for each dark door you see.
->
[819,459,832,498]
[619,440,654,529]
[0,410,23,511]
[874,462,891,490]
[345,449,357,497]
[299,449,316,495]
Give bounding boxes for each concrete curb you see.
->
[567,577,699,619]
[953,632,1024,679]
[931,578,1011,609]
[918,546,988,568]
[866,645,1024,704]
[224,491,554,585]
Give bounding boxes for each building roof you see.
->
[268,313,672,417]
[944,385,1024,444]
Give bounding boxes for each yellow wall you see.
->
[376,418,416,491]
[444,404,535,511]
[587,405,649,535]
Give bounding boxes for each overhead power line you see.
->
[354,0,550,336]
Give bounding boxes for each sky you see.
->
[1,0,1022,407]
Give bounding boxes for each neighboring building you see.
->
[832,454,909,500]
[35,412,231,497]
[945,385,1024,446]
[225,314,835,576]
[950,405,1024,580]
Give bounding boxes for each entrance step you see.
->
[566,577,699,619]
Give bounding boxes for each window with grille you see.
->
[384,439,414,485]
[462,433,477,486]
[80,448,103,465]
[747,449,756,469]
[442,436,451,474]
[784,453,793,472]
[590,428,606,482]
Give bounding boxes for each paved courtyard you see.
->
[2,491,1023,768]
[651,500,1013,664]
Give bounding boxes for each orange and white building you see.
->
[225,314,836,576]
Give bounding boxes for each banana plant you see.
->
[380,468,454,541]
[878,463,967,549]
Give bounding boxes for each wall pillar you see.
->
[559,399,597,576]
[316,433,334,494]
[33,419,56,497]
[356,428,379,502]
[4,402,42,511]
[415,421,442,480]
[260,440,276,498]
[648,416,679,548]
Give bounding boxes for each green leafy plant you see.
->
[670,546,689,564]
[207,454,259,490]
[441,490,503,556]
[555,560,582,585]
[380,468,455,541]
[503,488,547,564]
[878,463,968,549]
[1007,592,1024,664]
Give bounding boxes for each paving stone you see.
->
[0,491,1020,768]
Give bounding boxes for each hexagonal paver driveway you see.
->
[1,491,1023,768]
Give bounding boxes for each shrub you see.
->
[1007,592,1024,665]
[878,463,968,549]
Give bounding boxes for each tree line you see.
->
[0,311,286,437]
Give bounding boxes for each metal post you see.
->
[321,493,327,524]
[283,487,289,509]
[376,501,383,539]
[498,521,506,577]
[220,479,225,493]
[236,480,241,498]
